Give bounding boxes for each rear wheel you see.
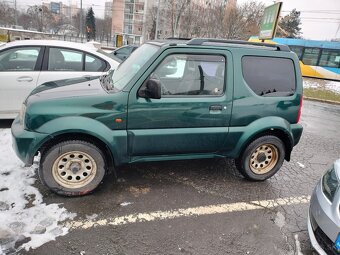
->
[235,136,285,181]
[39,140,106,196]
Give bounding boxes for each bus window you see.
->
[319,49,340,68]
[302,47,320,66]
[289,45,303,60]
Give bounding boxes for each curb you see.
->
[304,97,340,105]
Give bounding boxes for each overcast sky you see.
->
[15,0,340,40]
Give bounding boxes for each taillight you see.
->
[297,95,303,123]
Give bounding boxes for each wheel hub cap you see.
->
[70,162,81,174]
[52,151,97,189]
[249,144,279,175]
[256,152,266,163]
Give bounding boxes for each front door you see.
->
[127,49,233,158]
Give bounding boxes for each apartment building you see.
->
[112,0,147,45]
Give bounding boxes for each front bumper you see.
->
[308,211,328,255]
[308,180,340,255]
[11,117,50,166]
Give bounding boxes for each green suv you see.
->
[12,38,303,196]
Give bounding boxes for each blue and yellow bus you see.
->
[249,37,340,81]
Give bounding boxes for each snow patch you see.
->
[0,129,76,253]
[297,162,305,168]
[120,202,133,207]
[294,234,303,255]
[303,78,340,94]
[274,211,285,229]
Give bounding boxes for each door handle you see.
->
[17,76,33,82]
[209,105,223,111]
[209,105,223,114]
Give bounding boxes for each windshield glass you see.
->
[112,44,159,90]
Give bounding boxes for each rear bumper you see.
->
[291,123,303,146]
[11,117,49,166]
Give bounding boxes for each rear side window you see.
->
[85,54,107,71]
[242,56,296,97]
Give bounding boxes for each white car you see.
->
[0,40,120,119]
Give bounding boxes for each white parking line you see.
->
[66,195,310,230]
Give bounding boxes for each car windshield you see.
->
[111,44,159,90]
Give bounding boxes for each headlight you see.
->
[322,165,339,202]
[19,104,26,126]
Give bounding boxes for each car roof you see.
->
[1,40,98,52]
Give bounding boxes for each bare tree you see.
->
[145,6,158,40]
[0,2,15,26]
[96,17,112,42]
[180,2,206,38]
[164,0,191,37]
[27,5,55,32]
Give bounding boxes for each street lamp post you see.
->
[80,0,83,42]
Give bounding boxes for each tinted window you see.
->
[242,56,296,97]
[289,45,303,59]
[151,54,225,96]
[48,48,83,71]
[302,47,320,66]
[0,47,41,71]
[85,54,107,71]
[319,49,340,68]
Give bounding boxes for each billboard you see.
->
[259,2,282,40]
[50,2,61,14]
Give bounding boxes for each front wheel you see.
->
[39,140,106,196]
[235,136,285,181]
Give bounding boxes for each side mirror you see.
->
[138,78,161,99]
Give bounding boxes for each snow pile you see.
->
[303,78,340,94]
[0,129,76,254]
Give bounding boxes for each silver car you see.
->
[308,159,340,255]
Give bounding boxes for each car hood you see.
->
[26,76,108,102]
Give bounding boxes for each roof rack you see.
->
[166,37,191,40]
[187,38,290,52]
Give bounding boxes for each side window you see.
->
[301,47,320,66]
[242,56,296,97]
[0,47,41,71]
[85,54,107,72]
[151,54,225,96]
[319,49,340,68]
[289,45,303,60]
[48,48,83,71]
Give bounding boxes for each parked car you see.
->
[0,40,120,119]
[12,38,303,196]
[111,45,138,61]
[308,159,340,255]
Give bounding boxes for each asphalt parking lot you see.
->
[1,100,340,254]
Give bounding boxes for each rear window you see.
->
[242,56,296,97]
